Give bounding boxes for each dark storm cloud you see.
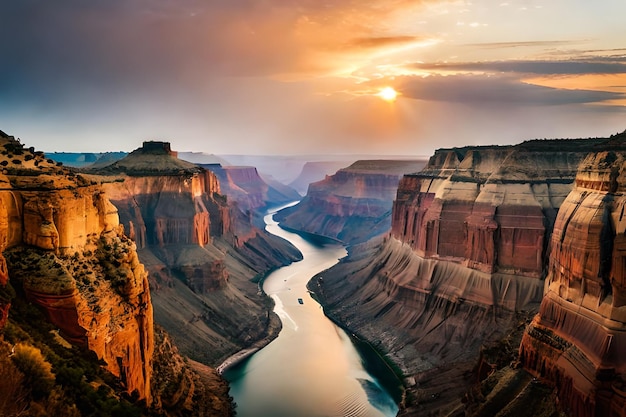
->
[413,59,626,75]
[396,74,624,106]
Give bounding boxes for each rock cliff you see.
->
[0,133,154,403]
[275,159,427,244]
[519,135,626,417]
[288,160,356,195]
[201,164,300,214]
[91,142,301,366]
[311,138,609,415]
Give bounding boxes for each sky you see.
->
[1,0,625,156]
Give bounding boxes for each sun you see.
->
[377,86,398,102]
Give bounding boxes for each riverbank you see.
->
[216,310,282,375]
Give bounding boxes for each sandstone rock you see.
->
[202,164,300,213]
[391,141,598,278]
[519,138,626,417]
[314,138,609,415]
[276,159,427,244]
[92,141,301,369]
[288,160,356,195]
[0,132,154,403]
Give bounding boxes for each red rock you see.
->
[0,133,154,403]
[520,144,626,417]
[391,143,595,278]
[275,160,426,243]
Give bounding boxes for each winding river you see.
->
[223,204,399,417]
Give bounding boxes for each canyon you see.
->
[3,127,626,416]
[275,159,427,244]
[292,134,626,416]
[0,135,301,416]
[90,142,302,365]
[200,163,301,217]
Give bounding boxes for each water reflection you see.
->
[224,205,398,417]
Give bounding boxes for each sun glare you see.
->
[378,86,398,102]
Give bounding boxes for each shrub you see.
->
[11,343,55,399]
[0,344,28,416]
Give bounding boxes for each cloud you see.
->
[346,36,421,50]
[395,74,624,106]
[464,40,581,49]
[413,59,626,75]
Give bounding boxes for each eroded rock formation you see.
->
[0,133,154,403]
[312,138,607,415]
[519,137,626,417]
[392,141,602,278]
[91,141,301,366]
[275,159,427,244]
[96,143,230,292]
[288,160,356,195]
[202,164,300,215]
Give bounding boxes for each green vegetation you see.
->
[0,295,142,417]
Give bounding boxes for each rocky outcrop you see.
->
[519,136,626,417]
[288,160,355,195]
[275,159,426,244]
[96,143,230,292]
[91,142,301,366]
[201,164,300,214]
[312,138,609,415]
[392,140,603,278]
[151,326,233,416]
[0,133,154,403]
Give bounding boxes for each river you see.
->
[223,204,399,417]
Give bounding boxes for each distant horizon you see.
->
[36,129,624,157]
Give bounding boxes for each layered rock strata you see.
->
[201,164,300,214]
[275,159,427,244]
[0,133,154,403]
[519,137,626,417]
[312,139,606,414]
[92,142,301,365]
[288,160,356,195]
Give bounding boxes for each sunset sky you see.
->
[1,0,625,156]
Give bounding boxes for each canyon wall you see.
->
[201,164,300,214]
[275,159,427,244]
[519,137,626,417]
[288,160,356,195]
[391,140,607,278]
[93,142,301,366]
[312,138,607,415]
[0,134,154,403]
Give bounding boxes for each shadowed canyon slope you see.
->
[275,159,427,244]
[91,142,302,366]
[200,163,301,215]
[306,137,623,415]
